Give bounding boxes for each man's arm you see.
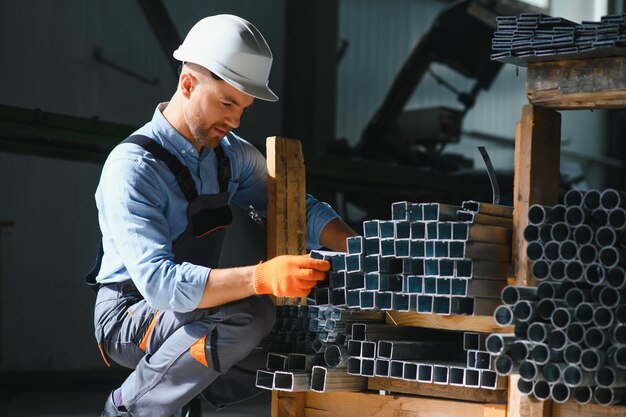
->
[319,217,359,252]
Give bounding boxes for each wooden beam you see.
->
[526,55,626,109]
[304,391,506,417]
[386,311,512,333]
[513,105,561,287]
[552,402,626,417]
[267,136,307,417]
[368,377,507,404]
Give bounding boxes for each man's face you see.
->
[183,72,254,149]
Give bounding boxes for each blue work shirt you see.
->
[95,103,339,312]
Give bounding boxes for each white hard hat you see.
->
[173,14,278,102]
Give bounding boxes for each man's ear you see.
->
[180,72,194,96]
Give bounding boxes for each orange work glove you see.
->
[253,254,330,297]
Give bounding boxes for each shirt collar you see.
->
[151,102,197,156]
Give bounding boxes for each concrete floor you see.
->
[0,371,271,417]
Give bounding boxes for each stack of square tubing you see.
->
[257,306,506,392]
[490,188,626,406]
[491,12,626,65]
[256,304,384,393]
[346,324,506,390]
[310,200,513,316]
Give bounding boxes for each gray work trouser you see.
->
[94,282,275,417]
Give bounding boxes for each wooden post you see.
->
[510,105,561,417]
[266,136,307,417]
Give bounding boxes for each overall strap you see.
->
[124,135,198,202]
[213,144,231,193]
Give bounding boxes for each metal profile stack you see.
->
[310,200,512,316]
[256,305,382,392]
[345,325,506,390]
[492,188,626,406]
[491,12,626,66]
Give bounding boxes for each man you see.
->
[93,14,356,417]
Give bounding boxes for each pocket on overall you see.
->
[191,205,232,238]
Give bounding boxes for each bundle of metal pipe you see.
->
[309,200,512,316]
[493,188,626,406]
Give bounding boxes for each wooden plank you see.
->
[507,375,552,417]
[513,105,561,287]
[386,311,512,333]
[526,55,626,109]
[303,391,506,417]
[267,136,307,417]
[552,402,626,417]
[368,377,507,404]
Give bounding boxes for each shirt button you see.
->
[182,150,186,154]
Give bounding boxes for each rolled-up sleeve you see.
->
[97,156,209,312]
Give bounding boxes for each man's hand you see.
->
[253,254,330,297]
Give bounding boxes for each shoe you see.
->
[102,392,131,417]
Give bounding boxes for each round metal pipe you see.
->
[617,305,626,324]
[526,242,544,262]
[558,240,578,261]
[584,327,608,349]
[608,208,626,230]
[539,224,553,243]
[537,282,558,300]
[531,343,550,365]
[613,324,626,345]
[550,222,570,242]
[514,322,529,340]
[584,263,605,286]
[485,333,516,355]
[564,261,584,282]
[493,304,515,326]
[549,329,568,351]
[599,246,623,269]
[519,360,540,381]
[528,204,549,226]
[324,344,348,368]
[593,305,615,329]
[590,209,609,227]
[596,226,617,246]
[596,366,626,388]
[549,261,566,281]
[600,188,626,210]
[551,383,570,404]
[532,380,551,401]
[523,224,540,243]
[578,244,598,264]
[607,346,626,370]
[580,348,606,372]
[494,354,517,376]
[599,286,624,309]
[517,378,534,395]
[574,302,594,325]
[513,300,537,323]
[551,307,574,329]
[544,242,560,261]
[564,287,590,308]
[572,224,593,244]
[531,260,550,281]
[509,341,533,362]
[594,386,626,406]
[564,189,584,207]
[572,386,593,405]
[563,365,596,387]
[501,286,538,305]
[537,298,567,321]
[564,344,583,365]
[566,322,586,345]
[607,267,626,290]
[528,322,552,343]
[543,362,567,383]
[583,189,601,210]
[565,206,588,227]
